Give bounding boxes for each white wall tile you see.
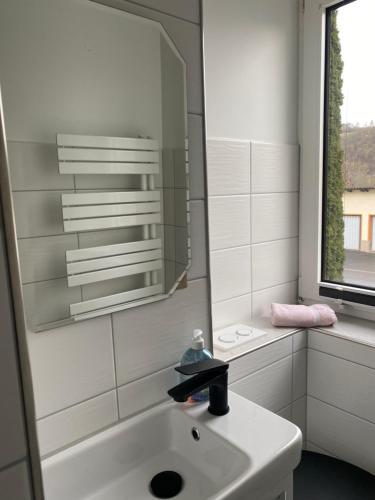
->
[308,349,375,424]
[113,279,209,385]
[207,139,250,196]
[292,396,306,439]
[81,274,144,302]
[293,349,307,401]
[211,294,251,331]
[0,462,31,500]
[27,316,115,418]
[74,173,139,190]
[230,356,293,413]
[208,195,250,251]
[13,191,67,238]
[23,279,82,330]
[37,391,117,457]
[8,141,74,191]
[210,246,251,303]
[252,238,298,291]
[18,235,78,284]
[251,193,298,243]
[251,142,299,193]
[293,330,307,352]
[278,404,292,421]
[78,227,143,249]
[229,337,292,384]
[251,280,298,318]
[307,396,375,475]
[118,366,178,420]
[174,226,189,266]
[308,330,375,369]
[188,114,205,200]
[188,200,207,280]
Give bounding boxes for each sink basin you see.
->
[42,391,302,500]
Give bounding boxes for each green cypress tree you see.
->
[324,12,345,281]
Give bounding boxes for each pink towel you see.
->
[271,303,337,328]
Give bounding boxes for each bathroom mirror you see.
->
[0,0,189,331]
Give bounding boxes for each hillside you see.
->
[341,125,375,189]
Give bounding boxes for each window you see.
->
[300,0,375,314]
[320,0,375,304]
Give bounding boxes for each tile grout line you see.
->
[24,275,207,291]
[110,314,121,420]
[291,336,294,413]
[210,236,299,254]
[117,362,178,388]
[208,190,299,198]
[307,395,375,427]
[230,352,293,385]
[211,279,298,306]
[251,235,299,247]
[252,279,298,294]
[0,456,27,475]
[249,141,253,320]
[308,346,375,372]
[37,388,117,422]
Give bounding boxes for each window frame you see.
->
[299,0,375,319]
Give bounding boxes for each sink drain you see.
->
[149,470,184,498]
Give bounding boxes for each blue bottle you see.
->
[179,329,213,402]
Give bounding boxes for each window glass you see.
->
[322,0,375,290]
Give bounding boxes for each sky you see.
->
[337,0,375,126]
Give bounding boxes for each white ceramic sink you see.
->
[42,391,302,500]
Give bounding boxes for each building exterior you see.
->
[342,189,375,251]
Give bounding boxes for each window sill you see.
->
[214,312,375,362]
[311,313,375,349]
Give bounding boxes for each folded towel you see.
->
[271,303,337,328]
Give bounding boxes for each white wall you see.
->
[203,0,300,333]
[203,0,299,143]
[0,0,163,144]
[0,0,208,457]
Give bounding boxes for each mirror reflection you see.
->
[0,0,189,331]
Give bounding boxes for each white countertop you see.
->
[214,313,375,362]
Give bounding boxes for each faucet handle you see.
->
[175,358,229,376]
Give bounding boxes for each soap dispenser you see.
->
[179,329,213,402]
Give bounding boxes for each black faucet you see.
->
[168,358,230,416]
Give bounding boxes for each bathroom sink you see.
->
[42,391,302,500]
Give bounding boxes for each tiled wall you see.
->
[0,207,33,498]
[306,330,375,474]
[17,0,210,457]
[229,330,307,443]
[207,139,300,331]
